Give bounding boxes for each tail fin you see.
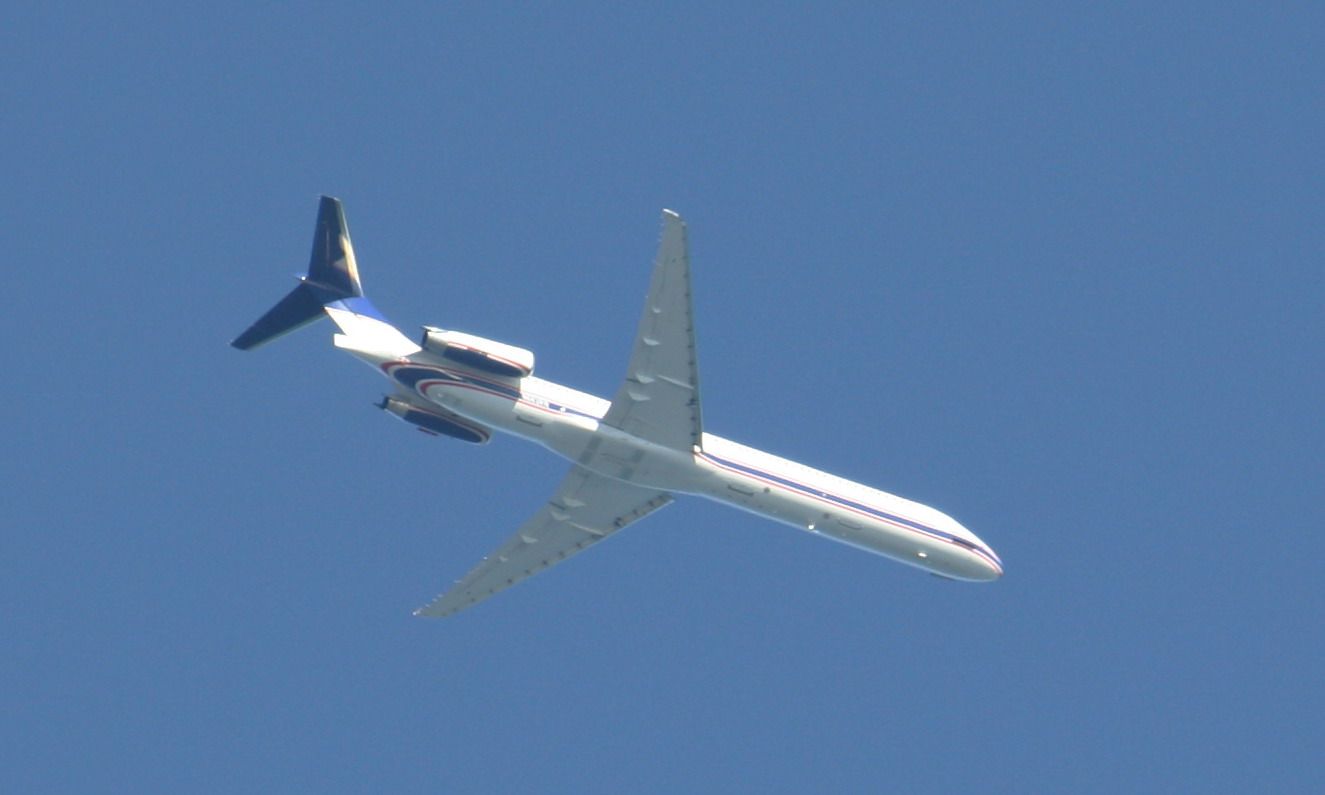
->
[232,196,365,350]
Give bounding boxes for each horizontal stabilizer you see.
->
[232,281,333,350]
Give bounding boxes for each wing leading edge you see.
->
[601,210,703,451]
[416,467,672,617]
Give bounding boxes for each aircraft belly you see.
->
[573,437,702,492]
[419,383,505,425]
[692,454,988,580]
[420,384,587,447]
[416,380,995,581]
[417,380,699,489]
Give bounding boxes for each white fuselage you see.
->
[242,199,1002,616]
[376,354,1003,582]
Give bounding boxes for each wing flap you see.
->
[415,466,672,617]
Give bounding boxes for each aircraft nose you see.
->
[972,547,1004,581]
[935,544,1002,581]
[931,512,1003,581]
[951,529,1003,581]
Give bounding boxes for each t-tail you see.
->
[232,196,367,350]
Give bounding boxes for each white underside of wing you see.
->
[601,210,702,451]
[415,466,672,617]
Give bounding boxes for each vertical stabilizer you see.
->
[306,195,363,299]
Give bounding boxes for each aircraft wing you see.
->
[415,466,672,617]
[601,210,703,451]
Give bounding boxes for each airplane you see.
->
[233,197,1002,616]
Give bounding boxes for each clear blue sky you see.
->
[5,3,1322,792]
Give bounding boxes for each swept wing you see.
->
[416,466,672,617]
[601,210,703,451]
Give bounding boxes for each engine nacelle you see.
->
[419,327,535,379]
[378,396,491,444]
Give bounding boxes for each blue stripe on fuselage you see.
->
[382,364,604,422]
[384,363,521,400]
[697,449,999,565]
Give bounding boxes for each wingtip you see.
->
[413,598,456,618]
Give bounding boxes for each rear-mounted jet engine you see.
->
[377,396,492,444]
[419,327,534,379]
